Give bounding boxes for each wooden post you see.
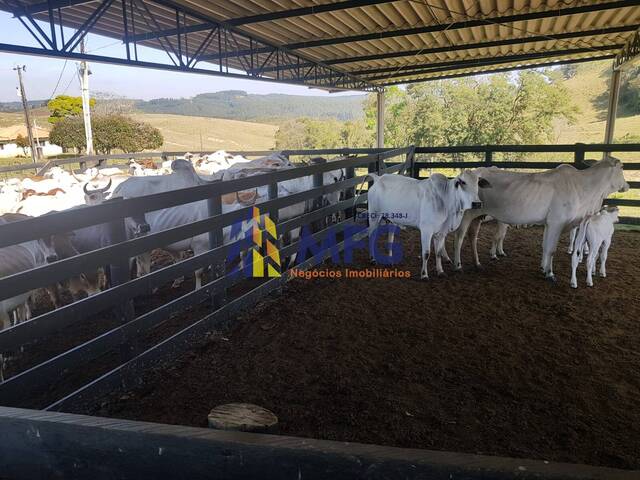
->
[604,64,621,150]
[376,90,384,149]
[208,403,278,433]
[485,150,493,165]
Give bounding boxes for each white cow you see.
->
[366,171,490,279]
[0,186,22,215]
[192,150,248,177]
[221,153,292,181]
[112,160,259,288]
[113,159,345,287]
[0,214,59,330]
[453,159,629,280]
[12,189,83,217]
[570,206,619,288]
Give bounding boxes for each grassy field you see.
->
[129,113,276,151]
[1,110,277,154]
[554,60,640,145]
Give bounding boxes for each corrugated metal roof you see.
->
[1,0,638,89]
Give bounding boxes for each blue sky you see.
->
[0,12,363,102]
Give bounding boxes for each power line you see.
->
[48,59,68,100]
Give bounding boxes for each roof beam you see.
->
[382,55,617,86]
[325,25,640,66]
[246,25,639,73]
[16,0,98,16]
[283,0,640,50]
[227,0,395,26]
[127,0,394,42]
[353,45,623,79]
[145,0,376,90]
[614,26,640,69]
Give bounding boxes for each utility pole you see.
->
[79,39,94,155]
[14,65,38,163]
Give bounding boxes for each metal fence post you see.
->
[207,192,226,309]
[574,143,585,168]
[103,198,135,324]
[345,165,355,219]
[367,156,377,189]
[405,146,415,178]
[267,181,284,279]
[312,172,324,232]
[485,150,493,165]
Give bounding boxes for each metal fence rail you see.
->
[411,143,640,225]
[1,144,639,478]
[0,142,638,408]
[0,146,413,409]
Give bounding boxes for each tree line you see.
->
[276,70,577,150]
[136,90,365,122]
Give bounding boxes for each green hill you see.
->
[554,60,640,144]
[134,90,365,122]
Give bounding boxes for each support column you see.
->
[604,64,622,147]
[376,89,384,149]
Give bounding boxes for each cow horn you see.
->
[71,170,83,183]
[98,178,112,193]
[83,178,112,195]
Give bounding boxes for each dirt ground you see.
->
[68,224,640,470]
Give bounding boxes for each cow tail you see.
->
[574,218,590,263]
[352,173,378,220]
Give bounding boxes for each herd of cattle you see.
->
[0,152,631,340]
[366,157,629,285]
[0,150,343,333]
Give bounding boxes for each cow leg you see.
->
[387,226,396,259]
[170,252,186,288]
[570,248,580,289]
[541,224,562,280]
[45,284,62,309]
[0,310,11,331]
[368,215,382,264]
[15,301,31,324]
[585,243,599,287]
[495,222,508,257]
[136,251,151,277]
[599,239,610,278]
[470,219,482,268]
[434,235,446,276]
[419,227,433,280]
[439,241,452,264]
[567,227,577,254]
[287,227,301,267]
[453,213,476,271]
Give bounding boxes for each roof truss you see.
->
[0,0,636,89]
[1,0,379,91]
[615,26,640,69]
[283,0,640,50]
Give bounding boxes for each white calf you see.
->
[570,207,619,288]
